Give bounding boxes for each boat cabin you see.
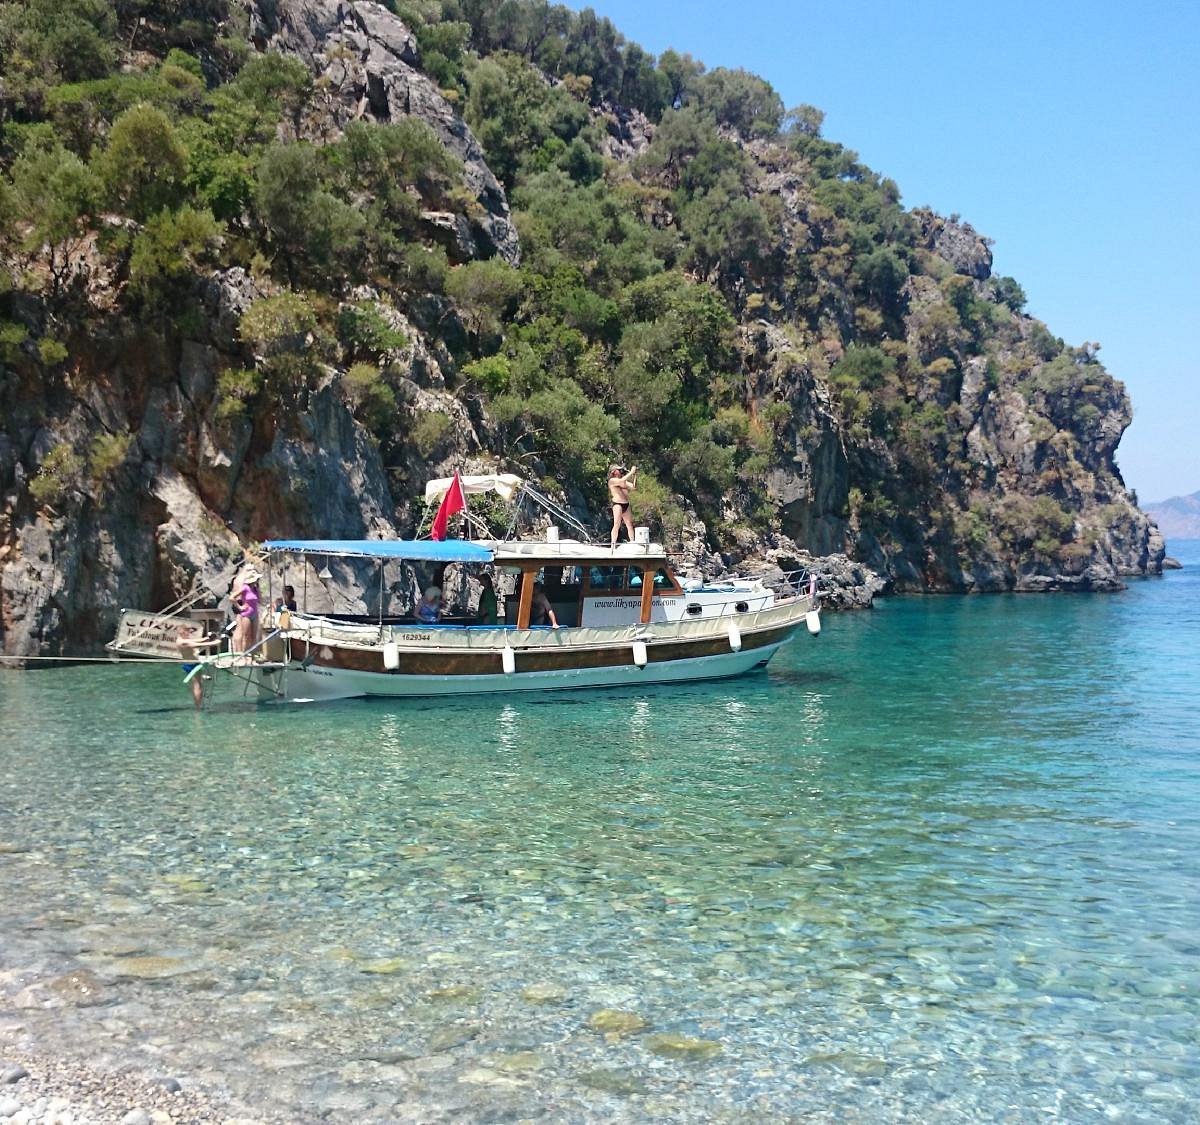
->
[251,537,771,632]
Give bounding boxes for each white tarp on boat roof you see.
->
[485,540,667,563]
[425,473,524,503]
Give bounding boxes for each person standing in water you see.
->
[608,464,638,549]
[176,623,221,709]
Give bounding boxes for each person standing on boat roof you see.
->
[608,464,638,549]
[416,585,442,623]
[230,568,260,653]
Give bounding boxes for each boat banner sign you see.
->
[111,610,203,658]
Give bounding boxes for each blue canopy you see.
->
[263,539,494,563]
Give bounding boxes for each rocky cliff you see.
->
[0,0,1163,657]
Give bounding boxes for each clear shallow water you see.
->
[1,547,1198,1123]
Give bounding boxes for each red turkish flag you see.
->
[431,471,467,541]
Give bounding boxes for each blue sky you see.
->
[573,0,1199,502]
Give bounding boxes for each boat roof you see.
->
[262,538,669,567]
[263,539,494,563]
[483,539,668,565]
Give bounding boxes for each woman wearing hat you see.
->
[416,585,442,624]
[231,567,261,653]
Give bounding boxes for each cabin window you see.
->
[583,565,682,596]
[652,567,682,593]
[588,566,627,591]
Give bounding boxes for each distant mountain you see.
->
[1145,490,1200,539]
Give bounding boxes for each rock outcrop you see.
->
[0,0,1166,659]
[248,0,519,264]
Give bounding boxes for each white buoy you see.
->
[727,622,742,651]
[502,644,517,675]
[632,639,648,668]
[805,610,821,636]
[383,641,400,670]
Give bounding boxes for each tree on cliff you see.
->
[0,0,1158,601]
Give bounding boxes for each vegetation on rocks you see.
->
[0,0,1164,653]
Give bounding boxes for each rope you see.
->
[0,654,176,664]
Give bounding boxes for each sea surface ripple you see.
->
[2,544,1198,1122]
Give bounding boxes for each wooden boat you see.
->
[215,536,820,702]
[109,478,821,704]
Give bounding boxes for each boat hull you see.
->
[254,636,793,702]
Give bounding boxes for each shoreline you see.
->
[0,1045,279,1125]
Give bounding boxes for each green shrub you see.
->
[128,205,223,299]
[0,322,28,362]
[239,292,320,390]
[337,301,408,356]
[409,409,452,458]
[8,144,98,293]
[89,431,132,479]
[343,362,397,431]
[215,367,262,422]
[397,243,448,292]
[28,443,83,507]
[445,258,523,336]
[461,353,511,395]
[99,104,189,221]
[830,343,896,391]
[37,336,69,364]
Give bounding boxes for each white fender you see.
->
[805,610,821,636]
[632,639,648,668]
[727,621,742,652]
[382,642,400,670]
[502,644,517,675]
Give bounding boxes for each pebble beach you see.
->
[0,1046,274,1125]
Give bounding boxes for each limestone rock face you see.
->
[738,322,849,556]
[598,101,655,161]
[0,10,1169,658]
[916,210,993,279]
[248,0,519,265]
[733,532,886,610]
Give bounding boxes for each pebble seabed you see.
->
[0,1049,269,1125]
[2,573,1199,1123]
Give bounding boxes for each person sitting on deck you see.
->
[275,585,297,613]
[477,574,498,625]
[416,585,442,623]
[530,582,560,629]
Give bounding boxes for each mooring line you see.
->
[0,654,175,664]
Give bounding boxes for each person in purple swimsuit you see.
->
[231,567,261,654]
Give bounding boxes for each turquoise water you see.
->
[1,546,1198,1122]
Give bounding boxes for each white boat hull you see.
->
[252,638,792,703]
